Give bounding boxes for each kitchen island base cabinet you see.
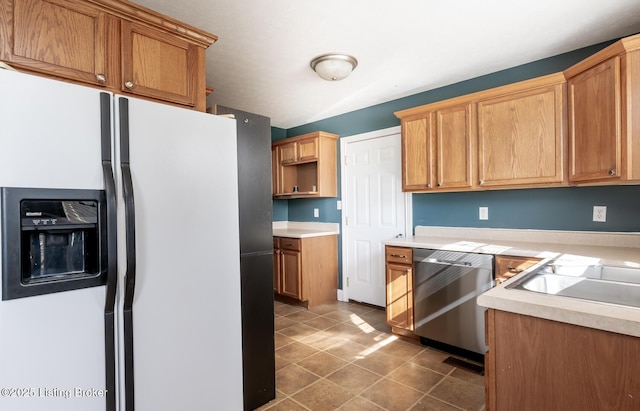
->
[273,235,338,308]
[485,309,640,411]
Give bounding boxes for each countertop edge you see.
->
[272,221,340,238]
[478,282,640,338]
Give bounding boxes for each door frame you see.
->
[339,126,413,303]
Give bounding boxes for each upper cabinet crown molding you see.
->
[84,0,217,47]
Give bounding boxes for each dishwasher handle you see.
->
[427,258,473,267]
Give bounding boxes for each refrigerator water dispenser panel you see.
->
[1,187,107,300]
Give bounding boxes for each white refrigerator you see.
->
[0,68,244,410]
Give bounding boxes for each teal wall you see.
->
[270,38,640,287]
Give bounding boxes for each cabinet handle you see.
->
[609,169,616,176]
[96,73,107,84]
[124,81,134,89]
[390,254,406,258]
[506,266,523,274]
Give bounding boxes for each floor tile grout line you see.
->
[274,301,484,410]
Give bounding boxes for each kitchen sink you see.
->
[506,263,640,309]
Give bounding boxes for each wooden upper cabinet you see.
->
[0,0,216,110]
[272,131,338,198]
[435,103,474,189]
[567,57,622,183]
[297,138,319,162]
[401,117,431,190]
[279,142,298,164]
[398,102,473,192]
[564,33,640,184]
[1,0,112,87]
[121,21,198,107]
[396,73,570,192]
[279,137,318,164]
[477,78,566,187]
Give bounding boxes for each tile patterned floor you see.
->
[258,300,486,411]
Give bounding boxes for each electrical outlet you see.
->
[593,206,607,222]
[336,201,342,210]
[314,208,319,218]
[479,207,489,220]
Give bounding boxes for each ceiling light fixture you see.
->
[310,53,358,81]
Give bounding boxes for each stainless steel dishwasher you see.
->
[413,249,493,356]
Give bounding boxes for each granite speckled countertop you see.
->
[383,226,640,337]
[272,221,339,238]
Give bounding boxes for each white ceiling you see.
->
[134,0,640,129]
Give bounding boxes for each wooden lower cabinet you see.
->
[273,235,338,307]
[493,255,542,285]
[485,309,640,411]
[385,246,414,331]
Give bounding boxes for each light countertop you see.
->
[384,226,640,337]
[272,221,339,238]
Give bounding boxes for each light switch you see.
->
[314,208,319,218]
[479,207,489,220]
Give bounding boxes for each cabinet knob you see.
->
[479,180,484,185]
[404,269,410,274]
[437,182,442,187]
[124,81,134,89]
[506,266,523,274]
[96,73,107,84]
[609,169,616,176]
[426,183,431,188]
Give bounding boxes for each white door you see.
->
[341,127,410,307]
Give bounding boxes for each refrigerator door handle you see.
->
[119,97,137,410]
[100,92,118,411]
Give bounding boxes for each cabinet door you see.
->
[568,57,622,182]
[386,263,413,330]
[402,117,433,190]
[435,103,474,189]
[478,84,565,187]
[2,0,110,87]
[121,21,197,107]
[297,138,318,162]
[280,249,302,300]
[279,142,298,164]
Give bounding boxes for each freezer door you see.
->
[215,105,273,254]
[114,95,243,410]
[0,69,109,411]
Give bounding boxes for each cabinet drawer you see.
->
[279,237,301,251]
[495,256,542,283]
[385,246,413,265]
